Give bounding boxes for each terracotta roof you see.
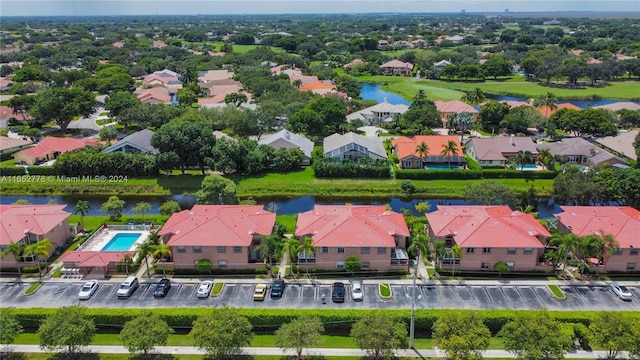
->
[0,136,32,152]
[427,205,550,248]
[435,100,479,114]
[158,205,276,247]
[392,135,462,160]
[0,105,28,121]
[467,136,538,161]
[59,251,133,267]
[555,206,640,249]
[379,60,414,70]
[499,100,531,108]
[15,136,99,160]
[537,103,581,118]
[295,205,409,247]
[299,80,336,92]
[0,205,71,245]
[136,87,171,104]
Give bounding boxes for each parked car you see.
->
[610,283,632,300]
[153,278,171,298]
[271,279,285,298]
[253,284,268,301]
[197,280,213,299]
[78,280,99,300]
[117,276,139,298]
[351,280,363,301]
[332,282,345,303]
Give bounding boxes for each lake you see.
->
[0,194,562,219]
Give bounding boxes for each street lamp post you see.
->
[409,250,419,348]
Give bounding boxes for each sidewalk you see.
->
[4,344,614,358]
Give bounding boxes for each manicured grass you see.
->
[275,214,297,233]
[211,282,224,296]
[357,75,464,101]
[379,283,392,297]
[548,284,566,299]
[1,158,16,166]
[24,281,42,295]
[68,215,170,233]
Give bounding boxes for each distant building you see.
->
[323,132,387,162]
[465,136,538,168]
[346,98,409,126]
[258,130,314,166]
[379,60,414,76]
[102,129,159,155]
[536,137,627,168]
[14,137,100,166]
[393,135,466,170]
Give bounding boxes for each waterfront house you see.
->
[14,136,100,166]
[465,135,538,168]
[257,129,314,166]
[536,137,627,168]
[392,135,465,169]
[379,60,414,76]
[346,98,409,126]
[323,132,387,162]
[102,129,159,155]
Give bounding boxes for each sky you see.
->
[0,0,639,17]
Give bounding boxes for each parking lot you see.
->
[1,280,639,311]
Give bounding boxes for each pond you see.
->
[495,96,640,109]
[360,83,410,105]
[0,194,562,219]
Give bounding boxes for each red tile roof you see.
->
[158,205,276,247]
[537,103,581,118]
[555,206,640,249]
[295,205,409,247]
[427,205,550,248]
[435,100,479,114]
[15,136,99,159]
[0,105,28,121]
[59,251,133,267]
[299,80,337,92]
[392,135,463,160]
[0,205,71,245]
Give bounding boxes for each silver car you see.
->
[351,280,363,301]
[197,281,213,298]
[610,283,632,300]
[78,280,99,300]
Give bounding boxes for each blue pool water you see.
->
[428,165,459,170]
[101,233,142,252]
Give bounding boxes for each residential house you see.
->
[427,205,552,272]
[14,136,100,166]
[433,60,452,71]
[0,136,32,156]
[323,132,387,162]
[257,129,314,166]
[343,59,364,69]
[595,130,639,161]
[465,135,538,168]
[445,35,465,44]
[536,103,581,118]
[0,105,29,125]
[294,205,410,272]
[377,39,389,49]
[0,77,14,91]
[536,137,627,168]
[392,135,466,169]
[379,60,414,76]
[434,100,479,124]
[299,80,337,96]
[157,205,276,271]
[198,79,245,102]
[102,129,159,155]
[197,70,234,83]
[0,205,72,269]
[58,251,133,278]
[593,102,640,112]
[346,98,409,126]
[555,206,640,272]
[135,87,173,105]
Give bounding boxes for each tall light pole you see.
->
[409,247,419,349]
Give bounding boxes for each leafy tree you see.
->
[224,92,248,107]
[552,167,603,206]
[500,309,571,360]
[345,256,361,273]
[461,88,487,105]
[177,88,198,108]
[151,117,216,174]
[133,201,152,222]
[190,307,253,359]
[479,100,510,133]
[500,106,543,134]
[8,94,36,125]
[120,313,174,355]
[589,312,636,360]
[0,307,23,346]
[494,261,510,277]
[74,200,91,231]
[350,311,408,360]
[306,96,348,135]
[464,181,517,206]
[401,180,417,195]
[104,91,141,131]
[159,200,182,215]
[432,312,491,360]
[275,316,324,360]
[31,87,95,132]
[482,56,512,79]
[196,259,213,274]
[101,196,126,221]
[448,112,474,140]
[195,174,237,205]
[287,108,324,136]
[402,90,442,130]
[38,305,96,354]
[334,74,361,99]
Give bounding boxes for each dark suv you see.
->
[271,279,285,298]
[153,278,171,298]
[331,282,345,303]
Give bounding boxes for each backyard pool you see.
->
[428,165,460,170]
[101,233,142,252]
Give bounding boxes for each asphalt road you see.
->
[2,280,638,310]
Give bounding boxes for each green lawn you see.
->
[275,214,297,233]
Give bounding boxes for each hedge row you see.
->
[396,168,557,180]
[11,308,640,336]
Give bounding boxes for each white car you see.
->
[78,280,99,300]
[351,280,363,301]
[197,281,213,298]
[610,283,632,300]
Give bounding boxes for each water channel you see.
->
[0,194,562,219]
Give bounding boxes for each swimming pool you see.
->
[101,233,142,252]
[427,166,459,170]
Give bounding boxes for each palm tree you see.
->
[440,140,459,169]
[409,234,429,260]
[1,241,25,274]
[535,92,558,117]
[515,150,533,171]
[122,253,133,274]
[537,148,554,170]
[595,233,618,278]
[461,87,487,105]
[415,142,430,168]
[297,236,316,276]
[578,234,604,275]
[151,243,172,277]
[23,239,54,278]
[136,239,156,278]
[282,237,301,275]
[74,200,91,232]
[450,244,462,277]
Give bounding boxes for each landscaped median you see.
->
[548,284,566,299]
[378,283,392,298]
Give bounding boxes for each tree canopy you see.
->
[190,307,253,359]
[38,305,96,354]
[120,313,174,355]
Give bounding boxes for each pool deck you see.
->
[81,229,150,252]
